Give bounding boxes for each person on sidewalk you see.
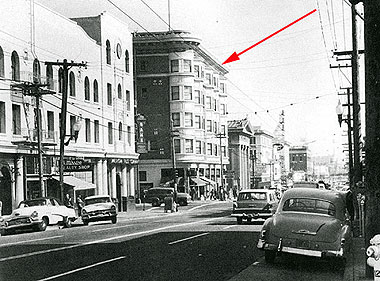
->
[76,194,84,217]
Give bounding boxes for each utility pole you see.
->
[45,59,86,202]
[363,0,380,277]
[11,82,54,197]
[216,133,227,198]
[170,119,179,192]
[351,1,363,190]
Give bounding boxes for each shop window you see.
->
[33,59,41,83]
[171,60,179,72]
[125,50,129,73]
[46,64,54,90]
[12,104,21,135]
[171,86,179,100]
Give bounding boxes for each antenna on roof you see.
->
[168,0,171,32]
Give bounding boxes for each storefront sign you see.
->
[63,158,93,172]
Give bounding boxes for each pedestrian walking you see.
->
[76,194,84,217]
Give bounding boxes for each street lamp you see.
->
[336,100,344,127]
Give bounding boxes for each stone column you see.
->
[96,160,103,195]
[15,157,24,206]
[111,164,117,198]
[102,159,108,195]
[121,165,128,197]
[129,166,135,197]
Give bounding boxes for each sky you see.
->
[38,0,365,162]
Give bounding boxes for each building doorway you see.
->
[116,173,122,211]
[0,166,12,215]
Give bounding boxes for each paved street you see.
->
[0,201,346,281]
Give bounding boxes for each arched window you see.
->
[46,64,54,90]
[69,71,75,97]
[11,51,20,81]
[118,122,123,141]
[84,76,90,101]
[58,68,63,93]
[117,84,122,99]
[0,47,4,77]
[33,59,41,83]
[93,79,98,103]
[106,40,111,65]
[125,50,129,73]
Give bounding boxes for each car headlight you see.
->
[31,211,39,219]
[0,217,4,222]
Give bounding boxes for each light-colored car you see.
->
[0,197,77,235]
[257,188,352,264]
[81,195,117,225]
[231,189,278,224]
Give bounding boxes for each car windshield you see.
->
[282,198,336,216]
[19,199,47,208]
[238,192,267,201]
[85,197,111,205]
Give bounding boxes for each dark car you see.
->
[145,187,191,207]
[257,188,352,264]
[231,189,278,224]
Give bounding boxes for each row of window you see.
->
[105,40,130,73]
[138,59,227,93]
[172,139,227,156]
[169,86,227,113]
[0,101,133,146]
[0,47,132,108]
[171,112,226,133]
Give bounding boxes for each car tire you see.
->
[63,217,72,228]
[37,217,48,231]
[152,198,160,207]
[247,218,252,223]
[265,250,276,263]
[237,218,243,225]
[82,219,89,226]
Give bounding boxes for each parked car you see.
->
[81,195,117,225]
[0,197,77,235]
[257,188,352,264]
[144,187,191,207]
[231,189,278,224]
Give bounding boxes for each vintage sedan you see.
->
[257,188,352,263]
[231,189,278,224]
[81,195,117,225]
[0,197,77,235]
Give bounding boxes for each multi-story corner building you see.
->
[0,0,137,214]
[227,118,254,192]
[289,146,313,181]
[133,30,229,199]
[251,127,281,188]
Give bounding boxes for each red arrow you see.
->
[222,9,317,65]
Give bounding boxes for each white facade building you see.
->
[0,0,137,214]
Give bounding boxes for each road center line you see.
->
[0,217,222,262]
[222,225,236,230]
[168,233,209,245]
[0,235,63,247]
[36,256,125,281]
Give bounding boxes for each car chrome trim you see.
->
[282,246,322,257]
[292,229,317,236]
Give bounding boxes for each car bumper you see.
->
[0,219,42,231]
[82,212,117,221]
[257,239,344,258]
[231,212,272,219]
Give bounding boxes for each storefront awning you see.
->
[51,176,96,190]
[199,177,217,186]
[190,177,207,187]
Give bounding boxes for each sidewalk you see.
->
[344,237,371,281]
